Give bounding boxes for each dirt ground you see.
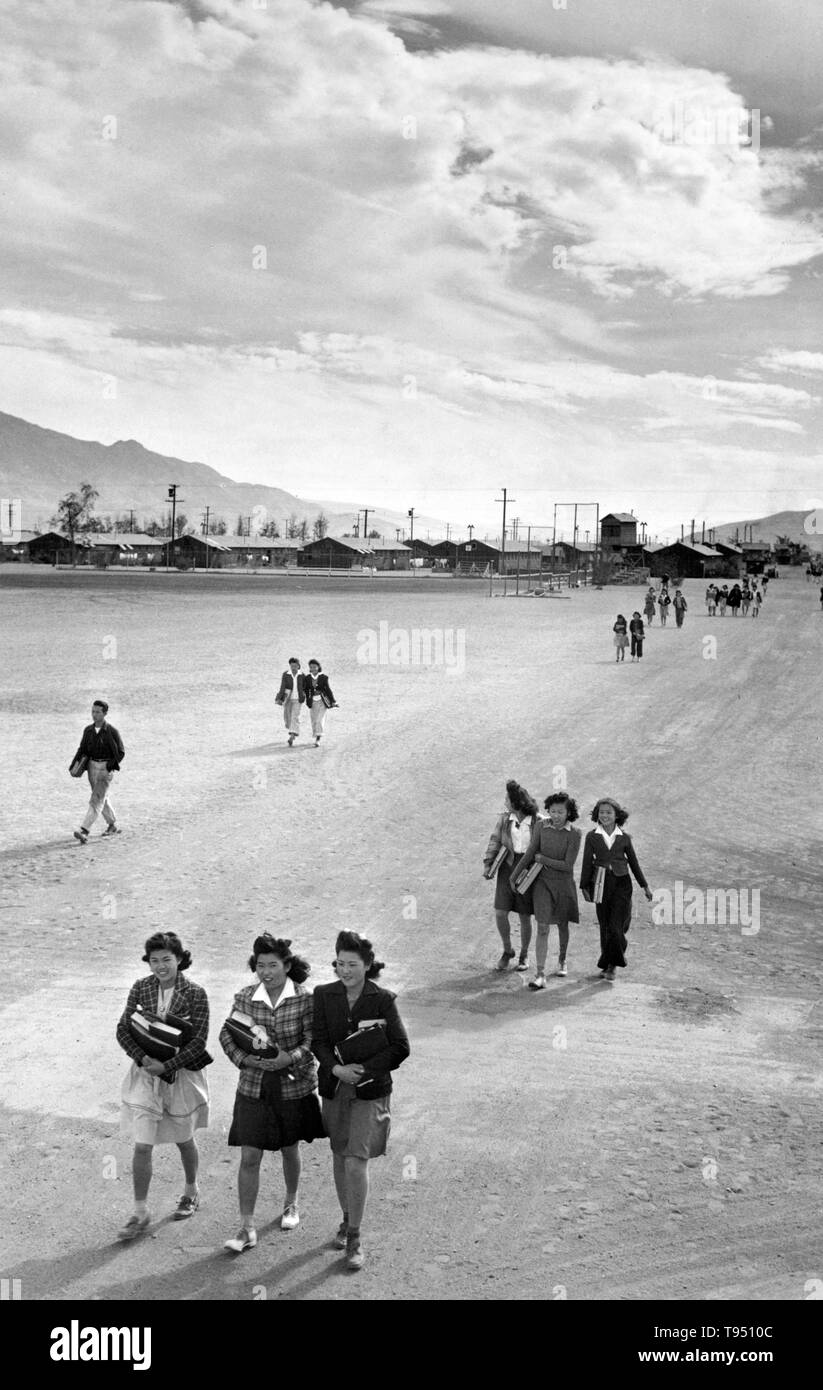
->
[0,565,821,1301]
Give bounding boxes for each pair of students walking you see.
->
[484,783,652,988]
[276,657,338,746]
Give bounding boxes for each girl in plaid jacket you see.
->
[115,931,212,1241]
[220,935,324,1253]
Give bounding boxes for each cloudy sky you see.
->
[2,0,822,538]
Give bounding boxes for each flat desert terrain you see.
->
[1,566,821,1301]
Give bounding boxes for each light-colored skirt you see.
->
[120,1063,210,1145]
[322,1085,391,1160]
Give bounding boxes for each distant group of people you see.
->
[704,578,765,617]
[275,657,338,746]
[115,928,409,1272]
[642,580,689,630]
[484,781,652,990]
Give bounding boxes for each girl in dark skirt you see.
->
[514,792,581,989]
[220,934,325,1253]
[483,779,539,972]
[579,798,653,982]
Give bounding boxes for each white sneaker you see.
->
[555,960,568,977]
[224,1227,257,1253]
[280,1204,300,1231]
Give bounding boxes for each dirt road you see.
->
[1,568,820,1299]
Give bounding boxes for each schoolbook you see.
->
[484,845,507,879]
[223,1010,280,1058]
[334,1021,387,1066]
[129,1008,191,1062]
[593,866,607,904]
[514,860,541,893]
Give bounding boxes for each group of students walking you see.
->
[641,581,689,631]
[704,579,764,617]
[484,780,652,989]
[115,929,409,1273]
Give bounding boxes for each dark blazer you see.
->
[275,670,305,704]
[304,672,336,708]
[579,829,648,896]
[116,972,212,1079]
[312,978,410,1101]
[71,722,125,772]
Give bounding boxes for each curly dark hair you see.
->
[142,932,191,970]
[590,797,629,826]
[335,930,384,980]
[248,934,311,984]
[543,791,579,822]
[505,778,538,819]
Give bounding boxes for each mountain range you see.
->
[707,509,821,548]
[0,411,443,540]
[1,410,817,550]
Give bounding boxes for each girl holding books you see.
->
[657,590,671,626]
[483,779,539,971]
[613,614,629,660]
[579,799,653,982]
[643,588,656,625]
[514,792,581,990]
[220,934,324,1253]
[312,932,410,1271]
[115,932,212,1241]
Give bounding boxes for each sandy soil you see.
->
[0,566,821,1301]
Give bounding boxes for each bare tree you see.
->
[312,511,329,540]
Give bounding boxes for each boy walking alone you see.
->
[70,700,125,842]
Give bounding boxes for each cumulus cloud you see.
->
[0,0,821,527]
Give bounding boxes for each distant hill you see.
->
[708,509,822,548]
[0,411,445,539]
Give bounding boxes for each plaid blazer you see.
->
[219,982,318,1101]
[115,973,212,1078]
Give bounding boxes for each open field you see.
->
[1,567,821,1301]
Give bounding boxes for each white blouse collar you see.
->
[251,976,297,1009]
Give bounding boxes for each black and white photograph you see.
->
[1,0,821,1346]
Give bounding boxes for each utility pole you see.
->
[201,505,212,571]
[445,522,451,542]
[407,508,415,545]
[167,484,179,569]
[495,488,512,590]
[128,508,135,533]
[362,507,371,539]
[467,524,474,542]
